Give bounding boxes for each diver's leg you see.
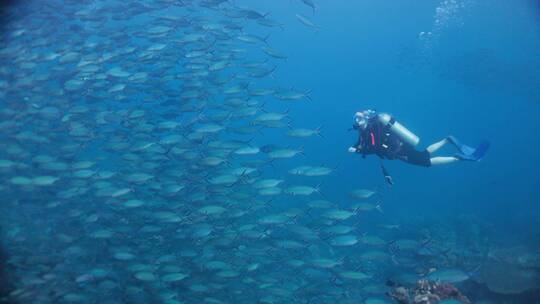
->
[430,156,459,165]
[426,138,449,154]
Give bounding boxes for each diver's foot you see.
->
[446,136,459,147]
[454,153,479,162]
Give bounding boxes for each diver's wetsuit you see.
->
[353,116,431,167]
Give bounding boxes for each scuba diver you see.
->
[348,110,490,184]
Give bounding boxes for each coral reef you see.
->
[0,241,16,303]
[388,279,471,304]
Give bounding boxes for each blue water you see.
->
[1,0,540,303]
[243,0,540,228]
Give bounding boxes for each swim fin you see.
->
[447,136,467,153]
[454,141,490,161]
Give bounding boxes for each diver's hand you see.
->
[348,147,357,153]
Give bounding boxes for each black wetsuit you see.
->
[353,116,431,167]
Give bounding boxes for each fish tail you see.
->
[263,34,271,45]
[316,125,324,137]
[305,89,313,101]
[269,65,277,78]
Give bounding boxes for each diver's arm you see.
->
[348,131,364,153]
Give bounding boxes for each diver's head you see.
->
[354,112,367,129]
[353,110,374,129]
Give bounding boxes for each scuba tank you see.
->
[377,113,420,147]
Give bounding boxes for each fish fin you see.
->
[305,89,313,101]
[265,158,276,169]
[262,34,271,45]
[269,65,277,78]
[316,125,324,138]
